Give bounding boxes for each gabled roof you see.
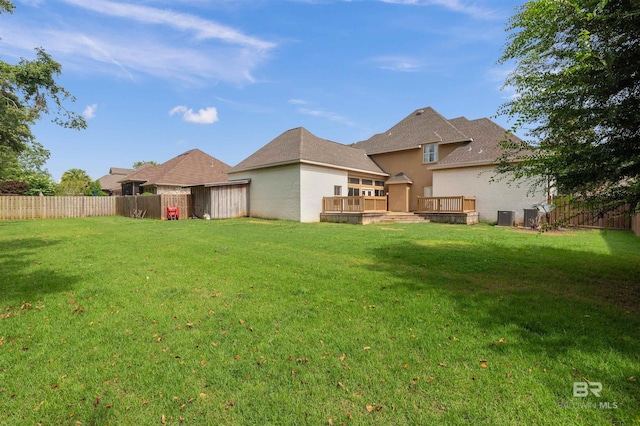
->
[352,107,471,155]
[109,167,134,175]
[386,172,414,185]
[432,117,522,169]
[120,149,230,186]
[98,167,134,191]
[228,127,387,176]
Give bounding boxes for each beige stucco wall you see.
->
[370,143,461,211]
[300,164,348,222]
[229,164,302,221]
[432,165,545,224]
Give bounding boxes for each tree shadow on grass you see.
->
[0,237,80,305]
[367,240,640,412]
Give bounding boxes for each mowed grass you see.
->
[0,216,639,425]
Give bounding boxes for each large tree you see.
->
[0,1,86,159]
[497,0,640,214]
[57,168,92,195]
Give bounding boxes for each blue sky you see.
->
[2,0,522,181]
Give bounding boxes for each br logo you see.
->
[573,382,602,397]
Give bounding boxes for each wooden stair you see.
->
[379,212,430,224]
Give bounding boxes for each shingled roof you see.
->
[121,149,230,186]
[98,167,134,192]
[432,117,522,169]
[352,107,471,155]
[228,127,387,176]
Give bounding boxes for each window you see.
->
[362,179,373,186]
[423,144,438,163]
[348,188,360,196]
[348,177,360,184]
[334,185,342,196]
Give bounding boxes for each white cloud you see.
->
[170,105,219,124]
[61,0,275,50]
[3,1,276,85]
[298,107,355,127]
[83,104,98,119]
[369,55,424,72]
[288,99,309,105]
[380,0,499,20]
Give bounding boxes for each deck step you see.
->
[380,213,430,224]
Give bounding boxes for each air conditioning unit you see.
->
[497,211,515,227]
[524,209,540,228]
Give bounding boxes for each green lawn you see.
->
[0,217,638,425]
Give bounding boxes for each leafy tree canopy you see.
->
[57,168,91,195]
[497,0,640,214]
[1,1,86,157]
[132,160,158,169]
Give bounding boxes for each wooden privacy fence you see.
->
[115,194,192,220]
[0,196,116,220]
[547,197,632,231]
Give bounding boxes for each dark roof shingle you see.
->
[352,107,471,155]
[120,149,230,186]
[432,117,522,169]
[229,127,387,176]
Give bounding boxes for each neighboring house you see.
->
[227,127,388,222]
[98,167,134,196]
[352,107,544,223]
[228,107,545,224]
[119,149,231,196]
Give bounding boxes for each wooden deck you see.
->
[322,196,387,213]
[416,196,476,213]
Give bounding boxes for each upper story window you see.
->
[423,143,438,163]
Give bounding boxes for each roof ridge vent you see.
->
[416,109,424,115]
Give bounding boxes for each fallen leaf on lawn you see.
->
[337,382,344,388]
[340,353,346,362]
[161,414,166,424]
[439,363,447,367]
[629,376,636,382]
[328,418,334,425]
[363,346,371,350]
[480,360,487,368]
[200,360,206,367]
[366,405,374,413]
[199,393,207,399]
[186,322,194,328]
[499,338,506,343]
[239,319,245,324]
[425,377,435,383]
